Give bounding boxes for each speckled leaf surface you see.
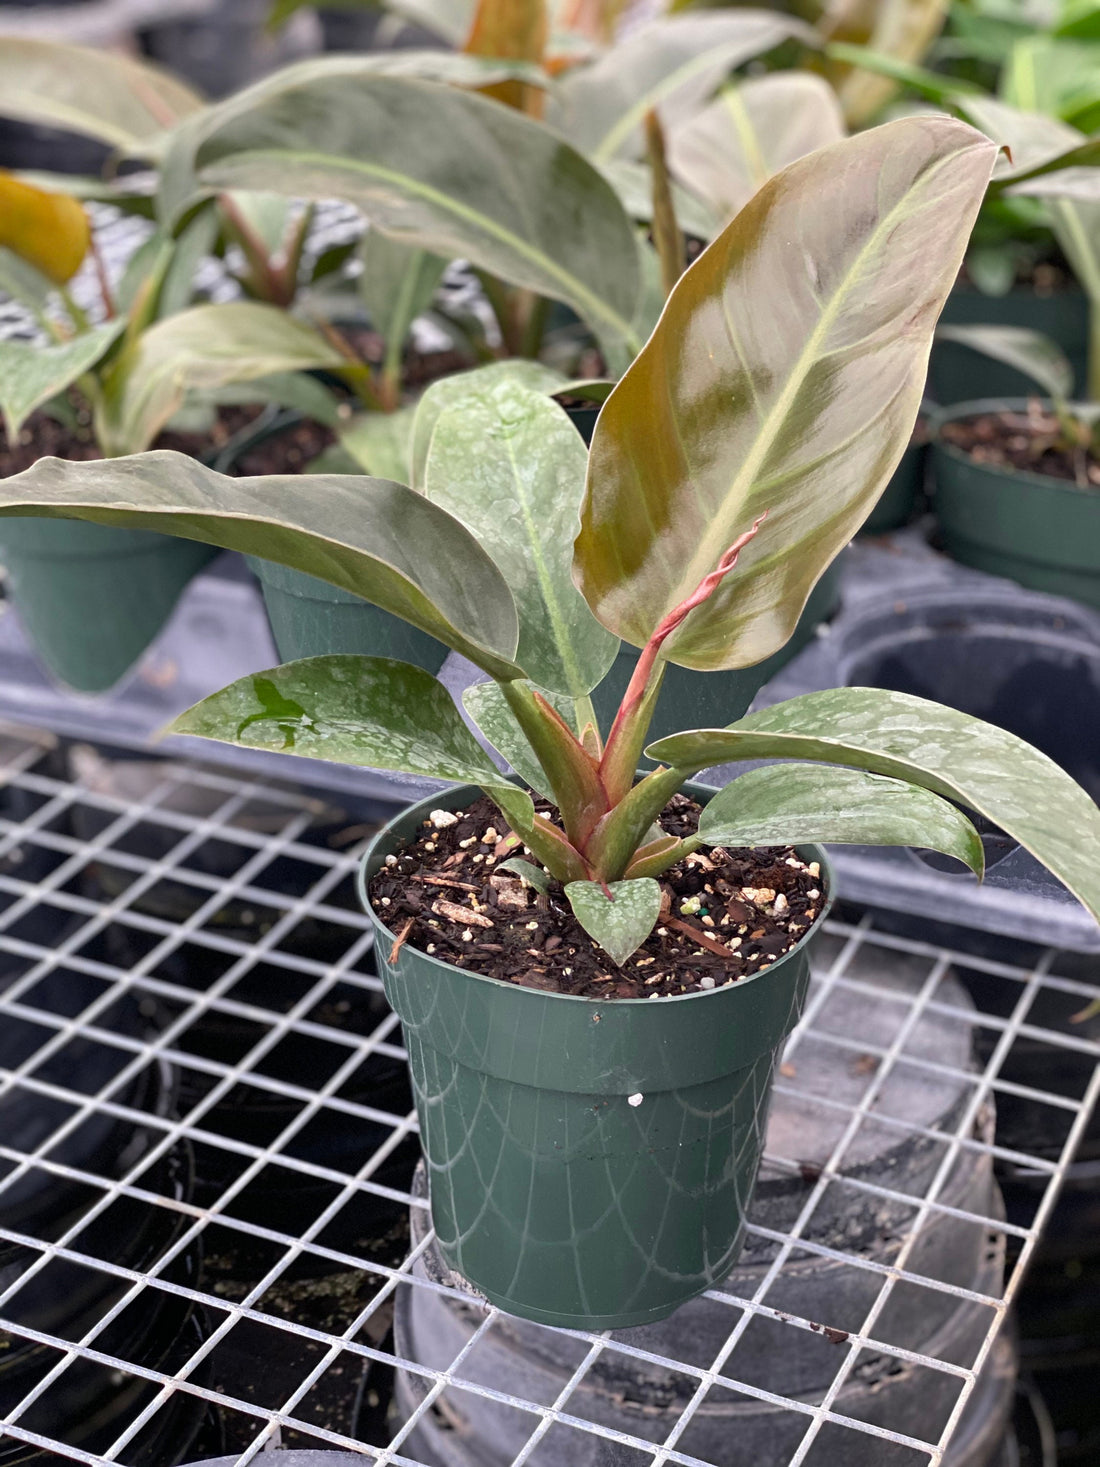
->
[339,405,418,484]
[700,763,985,875]
[648,687,1100,928]
[0,323,123,440]
[462,679,577,801]
[98,302,347,456]
[168,654,524,788]
[575,118,997,669]
[667,75,845,223]
[410,360,565,488]
[549,12,816,160]
[425,383,618,695]
[192,75,642,364]
[565,878,662,965]
[0,451,523,677]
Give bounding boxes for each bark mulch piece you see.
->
[369,793,827,999]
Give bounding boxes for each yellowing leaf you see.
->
[0,171,89,285]
[464,0,548,113]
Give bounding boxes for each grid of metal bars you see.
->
[0,719,1094,1467]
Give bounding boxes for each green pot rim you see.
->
[930,397,1100,502]
[358,780,836,1013]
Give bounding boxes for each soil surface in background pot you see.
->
[941,406,1100,489]
[230,416,336,475]
[368,793,825,999]
[0,400,261,476]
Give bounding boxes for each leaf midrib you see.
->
[202,149,641,355]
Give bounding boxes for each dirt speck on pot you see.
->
[369,793,826,998]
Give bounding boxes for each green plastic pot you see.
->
[360,782,833,1330]
[931,398,1100,610]
[245,557,450,672]
[589,560,842,751]
[931,285,1088,404]
[0,519,215,692]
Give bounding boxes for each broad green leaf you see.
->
[647,687,1100,930]
[463,679,579,801]
[97,302,346,456]
[424,383,618,695]
[0,39,203,149]
[1002,33,1100,120]
[0,172,89,285]
[339,406,418,483]
[357,230,447,364]
[497,856,551,893]
[953,95,1100,184]
[667,74,846,224]
[410,359,565,488]
[0,323,124,441]
[192,75,642,367]
[0,451,522,677]
[823,0,951,125]
[933,325,1075,401]
[168,653,523,787]
[699,763,984,875]
[595,159,720,242]
[157,52,552,226]
[575,117,997,671]
[549,12,817,161]
[564,877,662,964]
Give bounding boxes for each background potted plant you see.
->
[1,116,1097,1332]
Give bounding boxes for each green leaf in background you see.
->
[0,322,124,441]
[424,382,618,696]
[339,405,419,482]
[192,74,642,367]
[575,117,997,671]
[356,229,447,407]
[822,0,951,126]
[463,679,579,802]
[647,687,1100,930]
[699,763,985,875]
[1002,33,1100,121]
[0,248,57,326]
[955,95,1100,184]
[205,371,344,430]
[564,877,662,965]
[0,451,523,677]
[410,359,565,488]
[168,653,522,786]
[667,74,846,224]
[0,38,204,150]
[934,324,1075,401]
[269,0,478,44]
[96,301,347,455]
[549,12,817,160]
[595,159,720,242]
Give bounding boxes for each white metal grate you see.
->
[0,719,1093,1467]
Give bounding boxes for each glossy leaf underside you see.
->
[575,117,998,671]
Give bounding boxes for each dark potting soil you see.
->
[941,406,1100,490]
[0,401,262,477]
[369,793,826,999]
[230,416,336,476]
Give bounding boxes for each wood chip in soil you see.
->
[369,794,827,1000]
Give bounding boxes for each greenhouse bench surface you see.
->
[0,720,1094,1467]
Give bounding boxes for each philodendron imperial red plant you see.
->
[2,117,1098,1329]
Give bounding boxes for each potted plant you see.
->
[928,323,1100,608]
[3,117,1097,1329]
[0,170,346,691]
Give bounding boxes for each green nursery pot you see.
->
[931,398,1100,610]
[931,285,1088,403]
[360,783,834,1330]
[589,560,842,750]
[860,440,926,535]
[245,557,449,673]
[0,520,215,692]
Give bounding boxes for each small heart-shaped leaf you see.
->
[565,877,661,966]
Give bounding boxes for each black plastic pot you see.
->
[391,966,1015,1465]
[931,286,1089,403]
[139,0,301,99]
[931,399,1100,611]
